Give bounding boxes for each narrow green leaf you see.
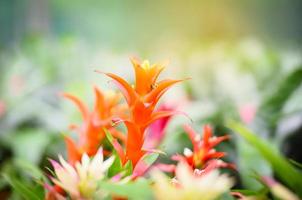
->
[104,128,114,143]
[289,159,302,169]
[257,67,302,136]
[2,174,42,200]
[229,121,302,196]
[123,160,133,176]
[141,153,159,166]
[108,153,123,177]
[236,138,271,190]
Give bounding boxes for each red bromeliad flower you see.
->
[171,125,235,172]
[99,58,186,167]
[62,87,128,164]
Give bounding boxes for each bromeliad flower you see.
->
[48,148,114,199]
[152,162,234,200]
[98,58,184,129]
[172,125,235,171]
[63,87,127,164]
[99,58,187,167]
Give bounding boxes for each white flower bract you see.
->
[51,148,114,199]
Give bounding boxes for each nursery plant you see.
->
[1,57,302,200]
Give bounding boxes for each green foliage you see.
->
[3,174,43,200]
[257,67,302,136]
[218,193,236,200]
[1,159,46,200]
[0,37,302,198]
[139,153,159,167]
[236,138,271,190]
[107,154,123,178]
[6,129,51,165]
[98,178,153,200]
[229,121,302,197]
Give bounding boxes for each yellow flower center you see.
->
[78,176,97,198]
[193,150,204,168]
[141,60,151,70]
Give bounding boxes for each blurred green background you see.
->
[0,1,302,198]
[1,0,302,49]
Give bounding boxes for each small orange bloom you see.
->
[62,87,127,164]
[172,125,235,171]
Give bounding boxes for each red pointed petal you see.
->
[203,125,212,147]
[183,125,199,151]
[204,151,226,161]
[203,160,236,173]
[209,135,230,148]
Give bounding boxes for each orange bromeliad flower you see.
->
[99,58,186,167]
[62,87,128,164]
[172,125,235,172]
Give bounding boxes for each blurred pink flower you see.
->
[262,176,299,200]
[0,100,6,117]
[239,104,257,124]
[9,75,25,95]
[144,104,174,149]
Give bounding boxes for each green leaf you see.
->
[2,174,42,200]
[99,178,153,200]
[257,67,302,136]
[0,177,7,190]
[289,159,302,169]
[104,128,114,143]
[8,129,51,165]
[218,192,236,200]
[140,153,159,166]
[108,153,123,178]
[228,121,302,196]
[122,160,133,177]
[14,159,46,181]
[236,138,271,190]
